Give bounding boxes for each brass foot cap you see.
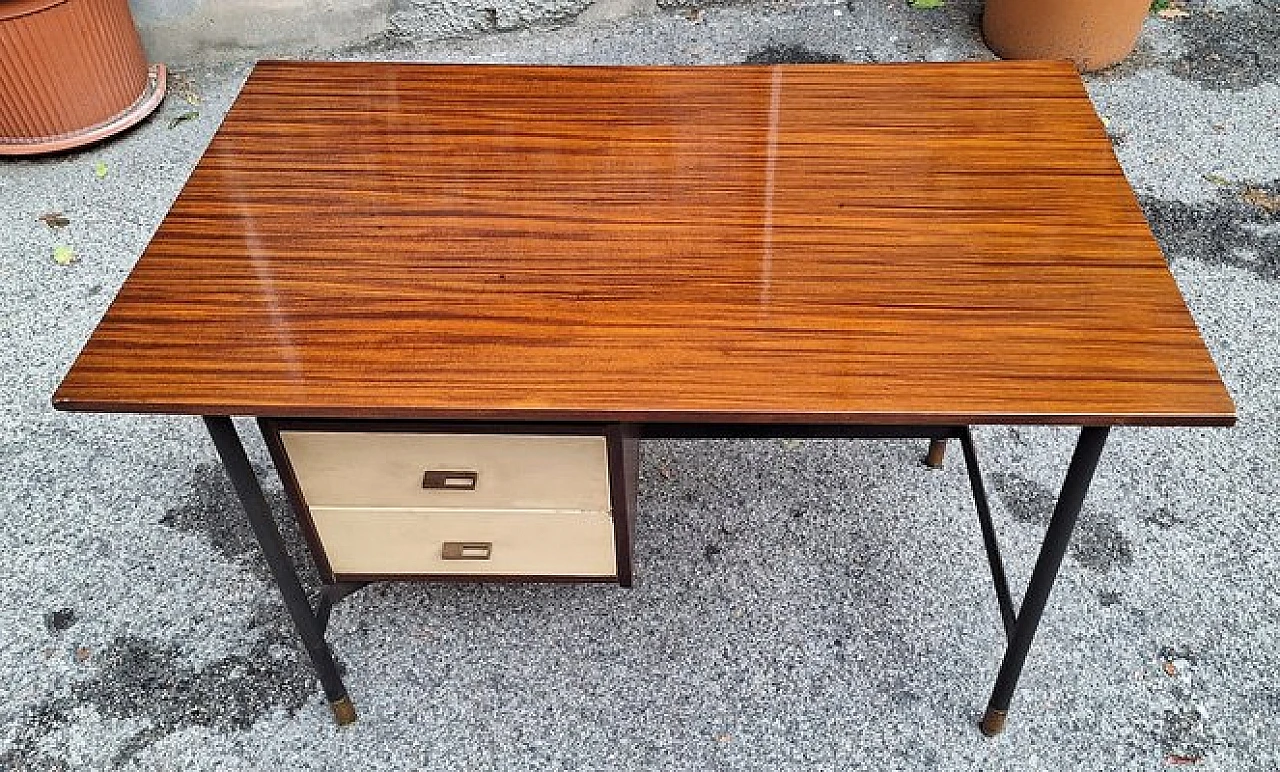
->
[980,709,1008,737]
[924,441,947,469]
[330,696,357,726]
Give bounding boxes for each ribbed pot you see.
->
[982,0,1151,72]
[0,0,165,155]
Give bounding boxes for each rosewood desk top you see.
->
[54,61,1234,427]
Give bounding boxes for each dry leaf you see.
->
[1166,754,1200,766]
[1157,7,1191,18]
[74,646,92,663]
[713,733,732,742]
[93,161,108,179]
[169,110,199,129]
[171,72,202,106]
[53,245,77,265]
[1240,186,1280,213]
[39,212,70,228]
[1163,661,1178,676]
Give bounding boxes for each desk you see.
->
[54,61,1234,734]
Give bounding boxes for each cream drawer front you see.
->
[311,508,617,577]
[280,431,610,512]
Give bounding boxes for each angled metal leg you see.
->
[959,428,1016,640]
[203,416,357,726]
[979,426,1110,736]
[316,582,369,634]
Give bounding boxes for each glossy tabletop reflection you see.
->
[55,61,1234,425]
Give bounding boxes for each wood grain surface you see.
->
[54,61,1235,426]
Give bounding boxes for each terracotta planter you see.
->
[0,0,165,155]
[982,0,1151,72]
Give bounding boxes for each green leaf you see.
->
[93,161,108,179]
[1202,173,1232,187]
[1149,0,1170,11]
[53,245,77,265]
[168,110,199,129]
[909,0,944,8]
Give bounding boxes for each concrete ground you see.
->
[2,0,1278,769]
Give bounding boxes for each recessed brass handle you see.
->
[423,470,478,490]
[442,541,492,560]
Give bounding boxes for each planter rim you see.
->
[0,64,166,156]
[0,0,69,22]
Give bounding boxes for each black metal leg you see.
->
[979,426,1110,736]
[202,416,357,726]
[959,428,1017,640]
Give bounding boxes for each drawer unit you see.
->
[261,421,635,585]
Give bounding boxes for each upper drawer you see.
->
[278,430,610,512]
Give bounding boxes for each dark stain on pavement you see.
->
[1257,685,1280,710]
[744,43,843,64]
[6,462,327,767]
[0,628,316,770]
[1140,182,1280,281]
[43,608,77,634]
[990,472,1134,573]
[1169,3,1280,90]
[1071,514,1135,572]
[988,472,1056,525]
[160,461,316,586]
[0,703,73,772]
[1143,506,1188,529]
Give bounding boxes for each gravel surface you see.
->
[2,0,1278,769]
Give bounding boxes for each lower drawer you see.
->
[310,508,618,578]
